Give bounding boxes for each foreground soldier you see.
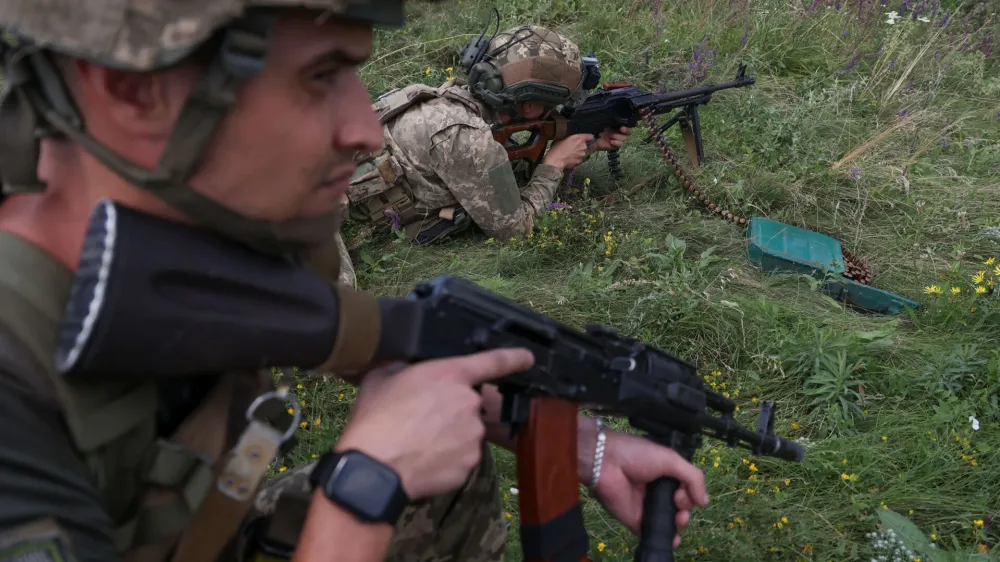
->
[0,4,708,562]
[346,25,631,246]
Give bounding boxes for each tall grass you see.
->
[286,0,1000,559]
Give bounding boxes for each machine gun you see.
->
[493,63,755,179]
[55,199,803,562]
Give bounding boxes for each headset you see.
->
[458,9,601,113]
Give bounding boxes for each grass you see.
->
[278,0,1000,560]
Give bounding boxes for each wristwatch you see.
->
[308,449,410,525]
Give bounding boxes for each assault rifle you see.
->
[493,63,755,178]
[55,199,803,562]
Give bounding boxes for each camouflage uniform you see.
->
[346,26,589,246]
[0,2,500,562]
[251,442,506,562]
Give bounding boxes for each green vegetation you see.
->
[282,0,1000,559]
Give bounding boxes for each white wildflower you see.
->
[969,415,980,431]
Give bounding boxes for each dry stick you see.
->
[830,117,914,170]
[904,117,969,169]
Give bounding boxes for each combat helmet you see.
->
[0,0,404,258]
[460,13,601,116]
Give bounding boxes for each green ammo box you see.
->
[745,217,919,315]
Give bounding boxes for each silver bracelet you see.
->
[589,417,607,489]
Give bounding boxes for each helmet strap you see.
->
[1,13,341,261]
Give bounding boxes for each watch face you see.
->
[330,453,401,521]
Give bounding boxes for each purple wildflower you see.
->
[850,166,863,182]
[384,209,402,231]
[941,137,947,149]
[899,108,908,118]
[547,201,570,211]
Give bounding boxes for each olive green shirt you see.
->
[0,231,214,561]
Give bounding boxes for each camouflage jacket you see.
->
[356,82,566,242]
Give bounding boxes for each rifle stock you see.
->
[492,118,562,168]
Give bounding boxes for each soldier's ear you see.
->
[74,59,189,139]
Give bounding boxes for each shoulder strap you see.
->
[373,82,484,127]
[373,83,445,125]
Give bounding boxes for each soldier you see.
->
[345,25,631,248]
[0,3,708,562]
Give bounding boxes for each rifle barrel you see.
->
[644,76,755,106]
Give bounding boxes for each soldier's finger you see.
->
[443,348,536,385]
[674,487,694,512]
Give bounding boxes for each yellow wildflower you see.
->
[924,285,942,295]
[791,422,801,430]
[781,516,789,524]
[950,286,961,295]
[597,542,606,552]
[424,66,431,76]
[973,519,984,528]
[784,479,791,486]
[505,512,512,519]
[881,435,888,442]
[976,285,987,294]
[286,407,294,415]
[751,397,759,405]
[313,417,321,427]
[986,257,996,266]
[296,383,303,390]
[930,533,937,540]
[278,466,287,473]
[973,271,986,284]
[299,421,308,429]
[841,473,850,481]
[977,544,988,554]
[338,393,345,400]
[749,463,758,472]
[445,66,454,73]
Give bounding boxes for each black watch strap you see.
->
[308,449,410,525]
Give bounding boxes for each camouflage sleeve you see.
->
[428,124,564,241]
[0,377,121,561]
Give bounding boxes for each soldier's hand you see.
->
[543,133,594,169]
[333,348,535,499]
[593,126,631,152]
[580,421,710,544]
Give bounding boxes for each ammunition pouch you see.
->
[347,150,419,228]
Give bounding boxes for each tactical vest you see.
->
[0,230,352,562]
[347,80,486,244]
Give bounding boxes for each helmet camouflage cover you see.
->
[0,0,403,72]
[0,0,404,258]
[482,25,584,108]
